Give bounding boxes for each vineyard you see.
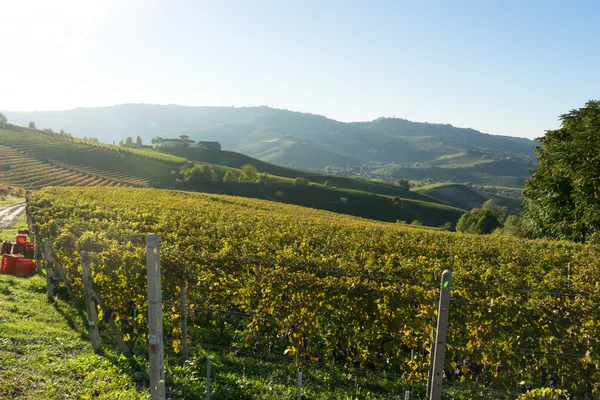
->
[28,186,600,399]
[0,144,132,189]
[1,124,465,227]
[0,126,186,188]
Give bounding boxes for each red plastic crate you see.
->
[16,234,27,244]
[14,258,36,275]
[1,254,24,274]
[1,241,12,255]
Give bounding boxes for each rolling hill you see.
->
[0,124,464,227]
[413,182,522,212]
[2,104,536,187]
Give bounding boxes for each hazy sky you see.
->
[1,0,598,139]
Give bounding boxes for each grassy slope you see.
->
[0,125,185,188]
[0,195,24,208]
[424,151,494,168]
[375,163,530,189]
[163,147,441,202]
[0,275,407,400]
[413,183,522,212]
[29,187,600,398]
[0,207,146,399]
[0,124,462,226]
[0,208,408,399]
[183,181,464,226]
[0,274,146,399]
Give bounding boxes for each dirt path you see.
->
[0,203,26,230]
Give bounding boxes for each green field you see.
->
[28,186,600,398]
[0,273,147,399]
[413,183,522,212]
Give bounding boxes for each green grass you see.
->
[0,196,24,208]
[0,274,146,399]
[0,273,413,399]
[0,212,27,241]
[0,255,412,399]
[412,182,468,192]
[424,151,494,168]
[413,183,523,213]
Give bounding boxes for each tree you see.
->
[0,112,7,124]
[496,215,534,238]
[257,173,269,184]
[28,121,36,129]
[124,137,133,147]
[136,136,143,145]
[456,208,501,234]
[182,164,217,184]
[223,170,239,183]
[119,140,124,146]
[293,177,309,186]
[240,164,259,182]
[481,199,508,222]
[151,137,164,147]
[394,178,411,190]
[523,100,600,243]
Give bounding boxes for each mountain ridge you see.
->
[2,104,535,179]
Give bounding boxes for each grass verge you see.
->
[0,274,147,399]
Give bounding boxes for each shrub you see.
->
[240,164,259,182]
[456,208,501,234]
[223,170,239,183]
[182,164,217,184]
[293,177,309,186]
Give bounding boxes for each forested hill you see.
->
[3,104,535,171]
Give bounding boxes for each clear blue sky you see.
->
[1,0,598,139]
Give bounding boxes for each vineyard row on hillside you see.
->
[30,187,600,398]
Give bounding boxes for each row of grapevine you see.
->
[1,127,186,186]
[0,144,129,190]
[30,187,600,398]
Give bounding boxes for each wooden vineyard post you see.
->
[91,285,132,357]
[427,270,439,399]
[35,233,42,274]
[297,371,303,400]
[81,251,101,353]
[206,356,211,400]
[147,233,165,400]
[430,270,452,400]
[54,259,81,307]
[426,341,435,399]
[44,239,54,302]
[180,276,189,362]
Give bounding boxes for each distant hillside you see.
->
[0,124,461,227]
[161,147,440,201]
[413,183,522,212]
[0,125,185,189]
[2,104,535,185]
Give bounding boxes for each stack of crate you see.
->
[0,231,35,275]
